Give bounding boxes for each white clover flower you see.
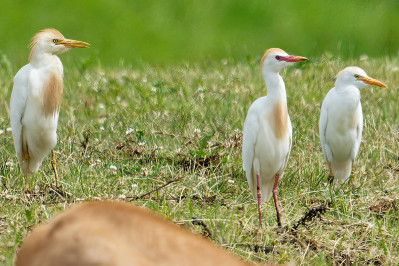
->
[0,130,4,135]
[194,128,201,133]
[126,128,135,135]
[228,179,235,184]
[110,165,117,171]
[138,141,146,147]
[100,126,105,131]
[96,159,102,163]
[6,128,12,132]
[132,184,138,190]
[151,86,157,92]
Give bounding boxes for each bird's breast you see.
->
[271,99,289,139]
[42,72,63,117]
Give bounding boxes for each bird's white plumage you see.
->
[319,66,385,182]
[10,29,89,179]
[242,48,303,202]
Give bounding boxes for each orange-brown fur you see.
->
[272,99,289,139]
[260,48,286,69]
[29,29,64,62]
[43,72,63,116]
[16,201,253,266]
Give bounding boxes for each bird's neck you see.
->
[29,51,62,69]
[263,71,287,100]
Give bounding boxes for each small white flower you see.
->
[132,184,138,190]
[0,130,4,135]
[118,194,126,199]
[194,128,201,133]
[228,180,235,184]
[138,141,146,147]
[110,165,117,171]
[151,86,157,92]
[5,162,13,167]
[142,78,147,83]
[6,128,12,132]
[197,87,204,93]
[100,126,105,131]
[96,159,102,163]
[126,128,135,135]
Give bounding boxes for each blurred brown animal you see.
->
[16,201,252,266]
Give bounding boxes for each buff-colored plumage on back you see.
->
[29,29,64,62]
[260,48,286,69]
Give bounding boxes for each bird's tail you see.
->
[332,160,352,183]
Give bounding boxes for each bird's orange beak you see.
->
[281,55,309,62]
[58,39,90,48]
[358,76,386,88]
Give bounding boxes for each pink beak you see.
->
[280,55,309,62]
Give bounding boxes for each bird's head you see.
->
[261,48,308,74]
[336,66,386,89]
[29,29,89,61]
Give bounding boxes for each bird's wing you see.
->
[10,65,30,160]
[242,109,259,189]
[319,89,333,162]
[352,104,363,161]
[281,118,293,172]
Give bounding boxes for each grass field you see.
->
[0,55,399,265]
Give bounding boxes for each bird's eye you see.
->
[275,56,281,61]
[53,39,58,44]
[354,74,360,79]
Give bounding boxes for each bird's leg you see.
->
[273,174,282,227]
[51,150,59,188]
[327,162,334,185]
[256,174,262,227]
[350,162,355,186]
[23,173,29,191]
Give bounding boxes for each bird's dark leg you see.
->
[273,174,282,227]
[327,162,334,185]
[256,174,262,227]
[23,173,29,191]
[51,150,59,188]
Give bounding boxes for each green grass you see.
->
[0,55,399,265]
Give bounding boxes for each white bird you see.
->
[10,28,89,189]
[319,66,386,183]
[242,48,308,227]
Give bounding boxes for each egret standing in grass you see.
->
[242,48,308,227]
[10,29,89,188]
[319,66,386,183]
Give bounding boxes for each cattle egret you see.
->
[16,201,251,266]
[319,66,386,183]
[10,28,89,189]
[242,48,308,227]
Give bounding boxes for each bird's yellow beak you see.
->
[358,76,386,88]
[58,39,90,48]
